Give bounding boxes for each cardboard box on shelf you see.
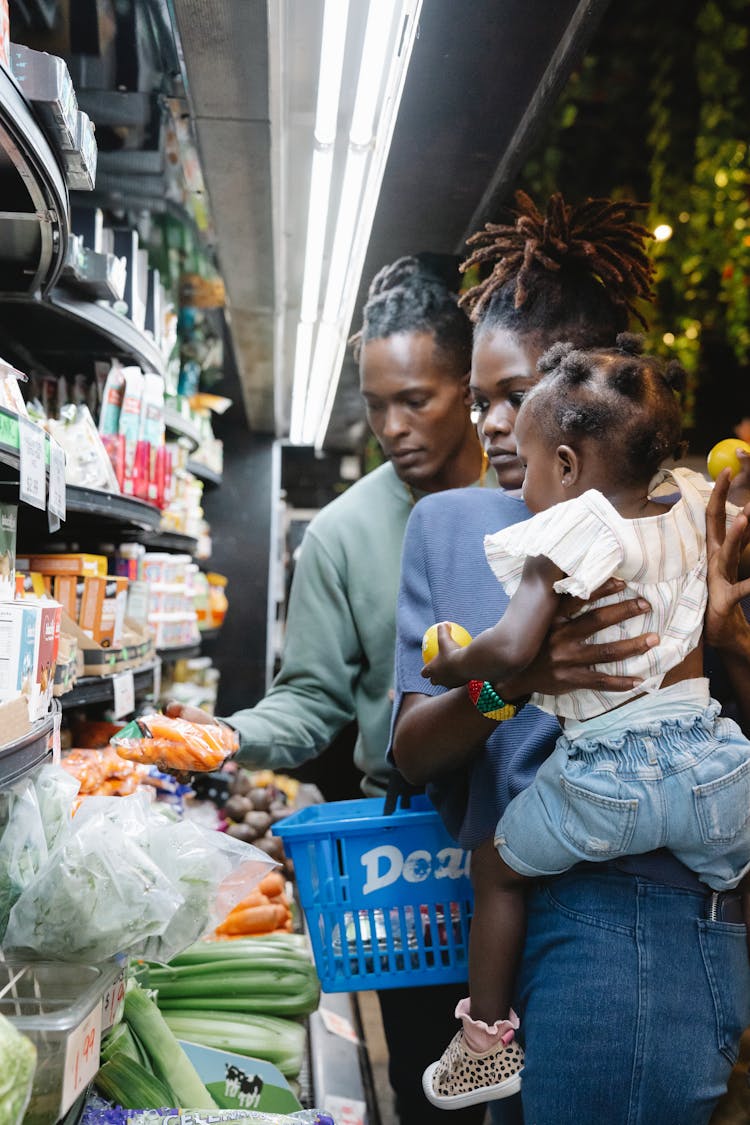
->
[61,612,153,677]
[0,696,33,745]
[78,575,128,647]
[0,599,61,721]
[20,553,108,577]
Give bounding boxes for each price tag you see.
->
[62,1003,102,1112]
[18,418,46,510]
[152,658,162,704]
[319,1006,359,1043]
[48,439,66,520]
[101,968,127,1032]
[322,1095,366,1125]
[51,708,62,766]
[112,670,135,719]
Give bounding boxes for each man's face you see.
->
[360,331,473,492]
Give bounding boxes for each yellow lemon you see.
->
[422,622,473,664]
[706,438,750,480]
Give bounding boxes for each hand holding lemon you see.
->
[422,621,472,663]
[707,438,750,481]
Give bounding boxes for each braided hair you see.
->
[460,192,656,348]
[351,254,472,376]
[524,333,687,486]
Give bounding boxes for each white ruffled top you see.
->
[483,467,739,720]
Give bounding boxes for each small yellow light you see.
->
[685,325,699,340]
[678,211,690,223]
[663,332,675,346]
[653,223,673,242]
[715,170,729,188]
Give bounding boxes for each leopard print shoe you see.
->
[422,1029,524,1109]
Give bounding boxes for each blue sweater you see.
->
[390,485,561,847]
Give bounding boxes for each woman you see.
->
[390,192,750,1124]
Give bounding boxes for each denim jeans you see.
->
[490,869,750,1125]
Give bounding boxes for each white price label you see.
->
[51,709,62,766]
[101,969,127,1032]
[112,670,135,719]
[319,1006,359,1043]
[62,1003,101,1112]
[48,439,66,520]
[18,418,46,510]
[152,658,162,704]
[322,1095,366,1125]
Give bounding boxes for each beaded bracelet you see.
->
[467,679,526,722]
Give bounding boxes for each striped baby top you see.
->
[483,466,739,721]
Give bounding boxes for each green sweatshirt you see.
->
[227,461,493,795]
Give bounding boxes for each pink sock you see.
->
[455,997,519,1053]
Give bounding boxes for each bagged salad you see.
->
[3,782,276,963]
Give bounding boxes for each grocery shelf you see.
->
[66,486,162,530]
[187,459,222,488]
[0,290,166,378]
[157,642,202,662]
[59,658,161,709]
[0,63,68,294]
[165,406,201,451]
[17,485,163,550]
[140,529,199,554]
[0,710,55,785]
[0,405,51,474]
[308,991,375,1122]
[198,626,221,644]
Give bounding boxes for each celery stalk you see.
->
[160,1010,306,1077]
[95,1056,176,1109]
[124,985,217,1108]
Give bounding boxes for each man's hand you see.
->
[499,578,659,699]
[165,700,216,725]
[705,467,750,651]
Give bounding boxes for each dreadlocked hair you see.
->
[523,334,687,487]
[459,192,656,348]
[350,254,472,375]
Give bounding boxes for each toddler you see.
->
[420,334,750,1109]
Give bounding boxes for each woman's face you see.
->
[360,331,474,492]
[470,327,544,492]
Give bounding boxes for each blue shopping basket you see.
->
[273,793,474,993]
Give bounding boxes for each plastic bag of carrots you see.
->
[112,713,239,773]
[212,870,293,939]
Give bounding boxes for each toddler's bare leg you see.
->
[469,836,532,1026]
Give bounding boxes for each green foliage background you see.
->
[515,0,750,450]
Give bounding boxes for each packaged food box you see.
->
[21,553,108,577]
[9,42,78,149]
[78,576,128,647]
[0,499,16,600]
[0,599,61,720]
[1,958,124,1125]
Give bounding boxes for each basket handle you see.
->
[383,769,424,815]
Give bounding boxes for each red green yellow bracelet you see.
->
[467,679,524,722]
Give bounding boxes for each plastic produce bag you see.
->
[0,778,48,940]
[33,763,80,851]
[47,403,121,492]
[137,804,277,963]
[3,792,276,962]
[113,714,238,773]
[101,1113,335,1125]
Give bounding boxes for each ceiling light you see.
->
[314,0,350,145]
[289,0,423,448]
[653,223,673,242]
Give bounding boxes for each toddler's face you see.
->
[515,409,568,514]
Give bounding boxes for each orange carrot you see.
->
[215,903,280,935]
[258,871,286,898]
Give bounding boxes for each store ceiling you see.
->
[172,0,610,450]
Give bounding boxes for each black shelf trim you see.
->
[60,658,161,709]
[187,460,222,487]
[165,406,200,451]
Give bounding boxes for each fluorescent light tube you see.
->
[322,146,369,323]
[350,0,399,146]
[300,146,335,322]
[315,0,350,144]
[302,320,339,444]
[290,320,314,444]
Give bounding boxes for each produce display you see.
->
[113,715,238,773]
[219,769,323,879]
[95,984,215,1109]
[0,1013,36,1125]
[61,747,149,801]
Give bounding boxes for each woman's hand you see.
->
[704,467,750,652]
[497,578,659,699]
[727,448,750,509]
